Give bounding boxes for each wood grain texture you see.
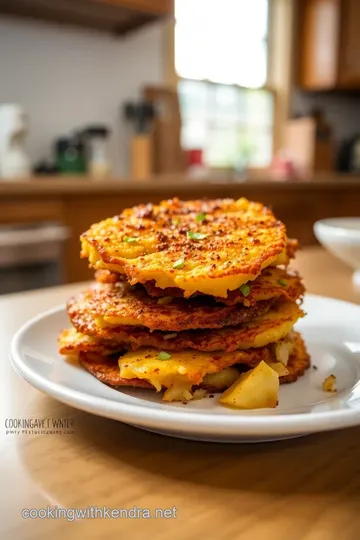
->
[297,0,360,90]
[0,199,64,224]
[298,0,341,89]
[2,175,360,195]
[0,0,170,35]
[92,0,173,15]
[2,248,360,540]
[338,0,360,87]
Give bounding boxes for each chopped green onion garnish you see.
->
[239,283,250,297]
[157,296,172,305]
[196,212,206,222]
[123,235,138,243]
[187,231,208,241]
[172,218,180,226]
[278,279,287,287]
[173,258,185,269]
[157,351,172,360]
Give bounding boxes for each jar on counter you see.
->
[55,136,87,174]
[82,126,111,180]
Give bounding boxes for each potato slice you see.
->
[322,374,337,392]
[274,339,294,366]
[266,361,290,377]
[219,360,280,409]
[202,367,240,391]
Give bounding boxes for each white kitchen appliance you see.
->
[0,104,31,180]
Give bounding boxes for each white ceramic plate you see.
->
[10,294,360,443]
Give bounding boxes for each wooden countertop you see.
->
[3,247,360,540]
[1,174,360,196]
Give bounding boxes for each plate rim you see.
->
[9,294,360,437]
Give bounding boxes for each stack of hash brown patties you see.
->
[59,197,310,403]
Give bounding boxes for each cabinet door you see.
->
[338,0,360,87]
[299,0,341,89]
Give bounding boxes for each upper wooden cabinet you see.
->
[298,0,360,89]
[337,0,360,86]
[0,0,174,35]
[92,0,172,15]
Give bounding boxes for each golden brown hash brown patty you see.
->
[286,238,299,259]
[58,328,123,356]
[78,348,269,390]
[94,236,299,287]
[81,197,288,298]
[280,332,310,384]
[78,353,152,389]
[95,266,304,307]
[72,281,275,332]
[77,354,229,393]
[64,299,303,353]
[77,333,309,390]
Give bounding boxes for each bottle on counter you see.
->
[55,136,87,175]
[0,104,31,180]
[82,125,111,181]
[186,148,208,179]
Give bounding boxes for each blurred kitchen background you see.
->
[1,0,360,292]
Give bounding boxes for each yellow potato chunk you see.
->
[219,360,280,409]
[202,367,240,390]
[266,361,290,377]
[322,374,337,392]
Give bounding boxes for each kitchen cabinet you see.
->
[92,0,172,14]
[298,0,360,89]
[338,0,360,86]
[0,0,173,35]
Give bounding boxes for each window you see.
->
[175,0,273,168]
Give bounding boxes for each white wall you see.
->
[0,17,165,176]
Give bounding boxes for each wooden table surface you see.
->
[2,174,360,195]
[2,247,360,540]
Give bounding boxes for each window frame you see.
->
[163,0,296,164]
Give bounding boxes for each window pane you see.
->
[246,130,273,166]
[179,81,273,167]
[178,79,209,120]
[242,89,274,128]
[210,85,243,124]
[206,127,241,168]
[175,0,268,88]
[181,120,208,150]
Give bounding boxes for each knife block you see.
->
[143,86,186,175]
[130,135,153,182]
[285,116,334,175]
